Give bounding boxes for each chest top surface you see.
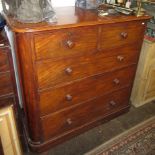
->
[5,6,151,33]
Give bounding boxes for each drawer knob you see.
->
[113,78,120,85]
[120,32,128,39]
[65,67,73,75]
[117,56,124,62]
[109,101,117,106]
[66,40,75,48]
[67,118,72,125]
[66,94,72,101]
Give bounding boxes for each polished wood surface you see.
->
[7,6,151,152]
[0,73,13,96]
[100,21,145,50]
[36,45,139,89]
[39,66,136,116]
[0,50,10,72]
[34,26,98,60]
[5,7,150,33]
[41,87,131,140]
[15,33,41,143]
[0,33,15,107]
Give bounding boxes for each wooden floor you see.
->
[25,101,155,155]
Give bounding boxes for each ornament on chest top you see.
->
[75,0,103,9]
[1,0,57,23]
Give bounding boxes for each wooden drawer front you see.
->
[39,66,136,116]
[100,21,145,50]
[34,27,98,60]
[36,46,139,89]
[41,87,131,140]
[0,51,9,73]
[0,73,13,96]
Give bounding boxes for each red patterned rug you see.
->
[85,116,155,155]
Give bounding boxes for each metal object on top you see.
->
[75,0,103,9]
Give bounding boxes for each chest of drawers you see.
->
[5,6,150,152]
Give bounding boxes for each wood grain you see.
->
[0,73,13,97]
[100,21,146,50]
[39,66,136,116]
[34,26,98,60]
[41,87,131,140]
[36,45,140,89]
[0,34,17,108]
[0,50,10,72]
[5,6,151,152]
[14,33,42,143]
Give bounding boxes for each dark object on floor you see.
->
[85,116,155,155]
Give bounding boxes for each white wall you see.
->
[52,0,75,7]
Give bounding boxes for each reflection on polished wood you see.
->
[5,6,150,33]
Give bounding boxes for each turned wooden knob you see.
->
[67,118,72,125]
[117,55,124,62]
[113,78,120,85]
[109,101,117,106]
[65,67,73,75]
[120,32,128,39]
[66,94,72,101]
[66,40,75,48]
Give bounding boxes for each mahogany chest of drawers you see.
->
[5,7,150,152]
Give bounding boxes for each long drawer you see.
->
[0,73,13,97]
[36,45,139,89]
[41,87,131,141]
[34,26,98,60]
[39,65,136,116]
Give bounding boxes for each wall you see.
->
[52,0,75,7]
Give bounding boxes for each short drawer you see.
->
[100,21,146,50]
[36,45,139,89]
[0,50,10,73]
[0,73,13,96]
[41,87,131,140]
[34,26,98,60]
[39,66,136,116]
